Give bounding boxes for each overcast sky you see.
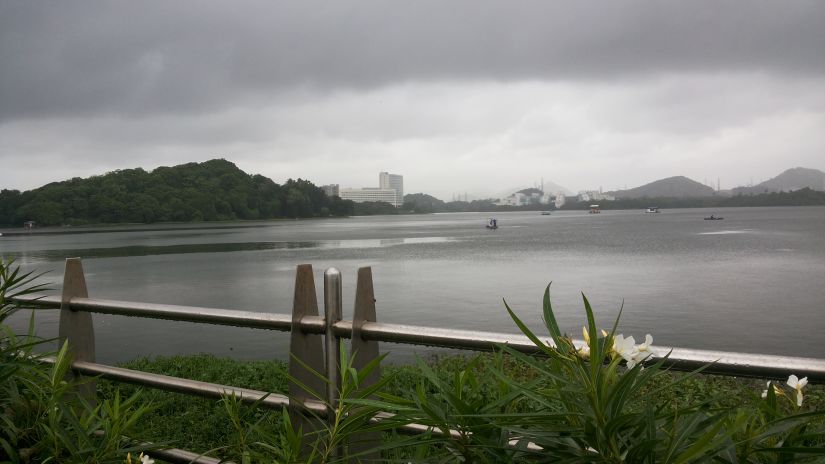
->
[1,1,824,200]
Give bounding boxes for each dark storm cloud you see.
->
[2,0,824,121]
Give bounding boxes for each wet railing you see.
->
[13,258,825,463]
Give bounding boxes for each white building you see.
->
[496,189,549,206]
[338,172,404,207]
[339,188,400,206]
[379,172,404,206]
[577,190,615,202]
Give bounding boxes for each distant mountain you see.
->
[732,167,825,195]
[612,176,715,199]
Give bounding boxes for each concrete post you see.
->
[350,266,381,459]
[58,257,96,404]
[288,264,326,444]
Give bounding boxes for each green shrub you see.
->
[373,286,825,462]
[0,259,156,463]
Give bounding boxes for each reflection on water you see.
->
[320,236,453,249]
[1,237,454,262]
[698,229,757,235]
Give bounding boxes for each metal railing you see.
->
[12,258,825,463]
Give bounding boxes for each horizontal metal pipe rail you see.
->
[19,295,297,330]
[14,294,825,381]
[147,446,226,464]
[38,355,325,414]
[89,430,230,464]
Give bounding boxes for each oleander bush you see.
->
[363,287,825,462]
[0,259,156,463]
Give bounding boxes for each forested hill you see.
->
[0,159,354,226]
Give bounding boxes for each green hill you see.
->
[401,193,447,213]
[0,159,354,226]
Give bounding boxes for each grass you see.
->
[98,353,825,458]
[97,355,290,457]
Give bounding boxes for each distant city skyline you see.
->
[1,2,824,200]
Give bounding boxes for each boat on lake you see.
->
[541,211,551,215]
[704,215,724,220]
[645,207,660,213]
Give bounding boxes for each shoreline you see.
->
[0,215,352,236]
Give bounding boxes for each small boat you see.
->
[589,204,600,214]
[704,215,724,220]
[486,218,499,229]
[541,211,551,216]
[645,207,660,213]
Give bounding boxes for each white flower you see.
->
[637,334,653,353]
[786,375,808,407]
[140,454,154,464]
[613,334,640,367]
[613,333,656,369]
[633,334,654,366]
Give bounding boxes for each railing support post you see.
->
[350,266,381,459]
[58,257,96,404]
[288,264,325,447]
[324,268,343,455]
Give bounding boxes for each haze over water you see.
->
[2,206,824,364]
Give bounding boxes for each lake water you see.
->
[2,206,824,364]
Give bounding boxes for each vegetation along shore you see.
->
[2,159,824,227]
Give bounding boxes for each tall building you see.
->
[338,172,404,207]
[379,172,403,207]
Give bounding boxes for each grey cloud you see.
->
[2,0,824,121]
[2,75,823,196]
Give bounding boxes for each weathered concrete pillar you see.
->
[58,257,96,404]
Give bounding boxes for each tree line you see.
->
[0,159,354,226]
